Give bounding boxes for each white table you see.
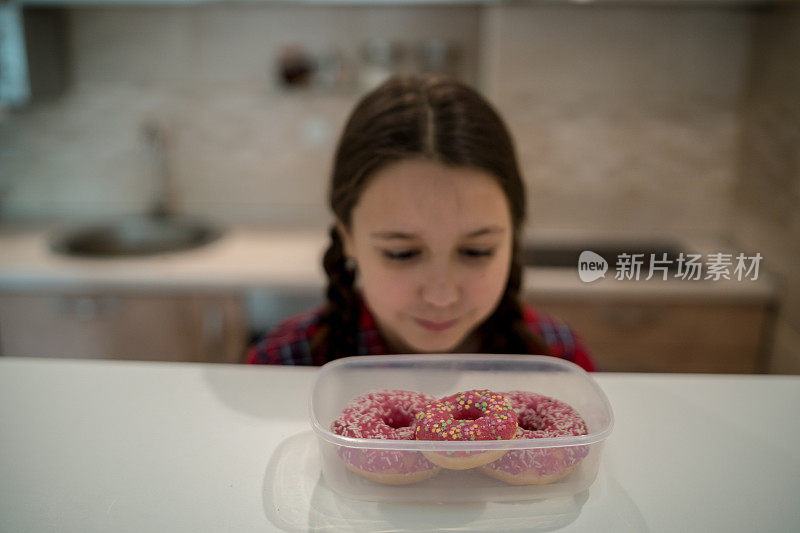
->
[1,357,798,532]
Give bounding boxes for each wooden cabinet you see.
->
[0,290,247,363]
[528,297,775,373]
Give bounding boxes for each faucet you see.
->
[141,120,173,219]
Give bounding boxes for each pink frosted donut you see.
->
[331,389,441,485]
[479,391,589,485]
[414,389,518,470]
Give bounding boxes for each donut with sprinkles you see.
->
[479,391,589,485]
[331,389,441,485]
[414,389,518,470]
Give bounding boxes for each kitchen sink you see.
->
[521,241,685,271]
[51,217,223,258]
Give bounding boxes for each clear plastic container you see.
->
[309,354,614,503]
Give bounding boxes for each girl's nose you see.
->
[421,272,460,308]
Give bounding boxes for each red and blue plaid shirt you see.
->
[246,300,596,371]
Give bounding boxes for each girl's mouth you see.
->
[414,317,459,331]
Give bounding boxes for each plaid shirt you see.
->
[245,300,596,371]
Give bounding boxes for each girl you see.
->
[246,75,595,371]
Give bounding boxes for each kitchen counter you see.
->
[0,357,798,532]
[0,225,776,302]
[0,225,329,292]
[0,224,778,371]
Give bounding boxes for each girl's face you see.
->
[339,158,514,353]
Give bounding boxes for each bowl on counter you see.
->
[309,354,614,503]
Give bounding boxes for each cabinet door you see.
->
[529,298,771,373]
[0,291,246,363]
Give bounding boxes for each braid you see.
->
[310,225,360,363]
[477,240,551,356]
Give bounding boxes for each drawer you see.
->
[0,291,247,363]
[530,298,771,373]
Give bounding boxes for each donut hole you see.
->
[383,408,415,429]
[517,411,545,431]
[453,407,484,421]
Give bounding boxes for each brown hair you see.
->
[310,74,549,361]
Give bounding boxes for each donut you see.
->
[413,389,518,470]
[331,389,441,485]
[479,391,589,485]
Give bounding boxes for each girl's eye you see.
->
[460,248,495,259]
[380,248,495,261]
[382,249,421,261]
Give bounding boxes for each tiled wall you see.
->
[732,5,800,373]
[0,4,752,237]
[0,5,482,225]
[482,5,749,234]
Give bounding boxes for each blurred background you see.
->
[0,0,797,374]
